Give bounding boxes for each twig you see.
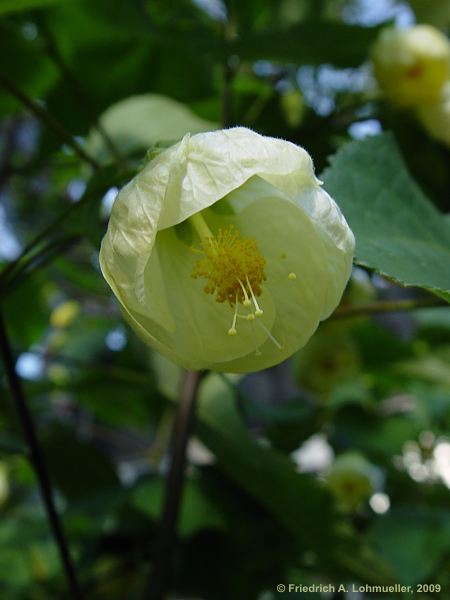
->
[222,57,235,128]
[0,71,100,170]
[221,10,237,129]
[331,296,447,320]
[1,235,80,293]
[35,16,125,169]
[0,310,83,599]
[146,370,202,600]
[0,169,133,288]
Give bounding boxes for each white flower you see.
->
[100,127,354,372]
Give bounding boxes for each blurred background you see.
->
[0,0,450,598]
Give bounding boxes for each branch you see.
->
[221,13,237,128]
[35,17,126,169]
[0,310,83,599]
[0,169,134,289]
[331,296,448,320]
[146,370,202,600]
[1,235,80,293]
[0,70,100,170]
[222,57,235,128]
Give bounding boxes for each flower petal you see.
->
[205,179,329,372]
[291,186,355,319]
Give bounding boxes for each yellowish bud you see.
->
[50,300,80,329]
[372,25,450,106]
[416,82,450,148]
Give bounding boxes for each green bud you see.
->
[326,452,376,512]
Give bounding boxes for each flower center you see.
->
[191,223,266,306]
[189,212,286,350]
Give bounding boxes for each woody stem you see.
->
[146,370,202,600]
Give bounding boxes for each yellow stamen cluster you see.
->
[191,225,266,306]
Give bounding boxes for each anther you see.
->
[288,272,297,281]
[228,296,239,336]
[246,276,263,316]
[238,279,251,307]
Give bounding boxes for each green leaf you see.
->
[86,94,218,165]
[0,20,58,115]
[366,508,450,584]
[0,433,27,456]
[43,424,120,503]
[132,477,226,538]
[331,407,419,461]
[236,22,383,67]
[322,133,450,302]
[2,273,50,347]
[196,374,335,550]
[0,0,68,16]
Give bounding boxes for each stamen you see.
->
[246,276,263,316]
[238,279,251,307]
[228,297,239,336]
[247,316,262,356]
[190,220,266,308]
[189,215,270,339]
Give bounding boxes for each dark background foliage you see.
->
[0,1,450,599]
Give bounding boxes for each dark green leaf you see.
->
[196,374,335,551]
[236,22,383,67]
[322,133,450,302]
[366,508,450,584]
[132,476,226,538]
[43,424,120,502]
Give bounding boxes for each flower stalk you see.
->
[146,370,202,600]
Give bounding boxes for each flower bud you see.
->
[372,25,450,106]
[280,89,305,128]
[416,82,450,147]
[100,128,354,372]
[326,452,376,512]
[50,300,80,329]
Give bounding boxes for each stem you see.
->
[0,70,100,170]
[221,9,237,129]
[332,296,447,320]
[222,57,235,128]
[0,310,83,599]
[146,370,202,600]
